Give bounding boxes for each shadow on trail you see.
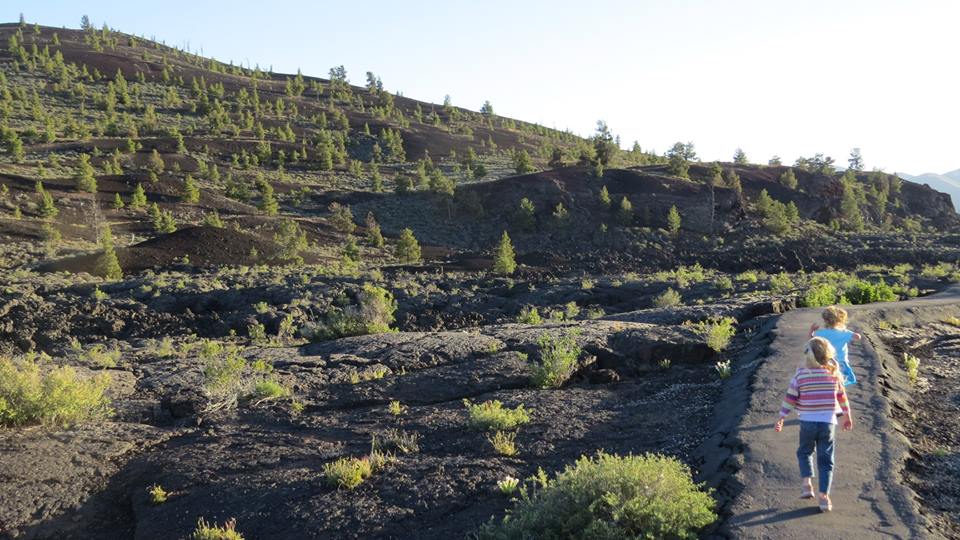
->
[733,506,823,526]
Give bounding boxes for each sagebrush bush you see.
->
[530,332,582,388]
[306,284,397,341]
[0,357,111,428]
[474,452,715,540]
[323,456,373,489]
[192,518,244,540]
[464,399,531,431]
[653,287,681,308]
[696,317,737,352]
[801,283,844,307]
[844,280,897,305]
[516,306,543,325]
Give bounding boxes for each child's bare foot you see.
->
[818,493,832,512]
[800,479,814,499]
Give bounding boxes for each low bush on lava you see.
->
[530,331,582,388]
[463,399,531,431]
[192,517,244,540]
[304,284,397,341]
[474,452,716,539]
[0,356,111,428]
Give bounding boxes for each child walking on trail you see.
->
[775,337,854,512]
[810,306,862,386]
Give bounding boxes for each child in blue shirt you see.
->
[809,306,862,386]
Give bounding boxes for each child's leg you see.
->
[796,421,816,483]
[815,422,836,495]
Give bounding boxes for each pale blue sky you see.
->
[6,1,959,174]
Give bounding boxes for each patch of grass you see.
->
[530,332,581,389]
[0,357,112,428]
[902,353,920,384]
[696,317,737,352]
[474,452,716,539]
[488,431,519,456]
[464,399,531,431]
[373,428,420,454]
[148,484,168,505]
[658,358,672,370]
[388,400,405,416]
[653,287,681,308]
[252,378,290,402]
[497,476,520,495]
[715,360,732,379]
[323,456,373,489]
[82,344,121,368]
[192,518,244,540]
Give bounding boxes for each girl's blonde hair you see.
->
[822,305,848,328]
[804,336,838,375]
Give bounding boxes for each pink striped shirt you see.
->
[779,367,849,424]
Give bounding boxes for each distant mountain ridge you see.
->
[899,169,960,211]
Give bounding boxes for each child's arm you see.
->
[809,323,820,338]
[852,331,862,341]
[775,376,799,431]
[837,381,854,431]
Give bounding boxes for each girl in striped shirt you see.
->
[775,336,855,512]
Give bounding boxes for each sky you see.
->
[5,0,959,174]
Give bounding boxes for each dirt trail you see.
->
[723,286,960,539]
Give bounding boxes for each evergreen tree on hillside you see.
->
[513,149,534,175]
[592,120,617,167]
[493,231,517,275]
[768,155,782,166]
[666,142,695,179]
[396,228,421,263]
[36,181,58,219]
[599,185,611,208]
[95,225,123,280]
[365,212,384,248]
[113,193,125,209]
[129,183,147,209]
[848,148,864,172]
[667,205,681,238]
[616,196,633,226]
[181,174,200,203]
[840,172,864,231]
[516,197,536,231]
[74,154,97,192]
[733,148,748,165]
[779,168,798,189]
[258,177,279,216]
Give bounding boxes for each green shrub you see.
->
[530,332,581,388]
[844,280,897,305]
[192,518,244,540]
[713,276,733,292]
[0,357,111,427]
[902,353,920,383]
[769,272,795,294]
[148,484,168,505]
[488,430,518,456]
[307,284,397,341]
[696,317,737,352]
[516,306,543,325]
[252,378,290,402]
[653,288,681,308]
[800,283,843,307]
[463,399,531,431]
[474,452,715,540]
[323,456,373,489]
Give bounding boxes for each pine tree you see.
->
[181,174,200,203]
[36,181,58,219]
[129,183,147,209]
[396,228,421,263]
[616,196,633,226]
[516,197,536,230]
[667,205,681,237]
[113,192,125,209]
[599,185,611,208]
[779,168,798,189]
[840,174,864,231]
[258,177,278,215]
[202,210,224,228]
[147,149,164,174]
[513,149,533,175]
[492,231,517,275]
[733,148,748,164]
[365,212,384,248]
[74,153,97,192]
[95,225,123,280]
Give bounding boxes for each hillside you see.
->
[899,169,960,211]
[0,19,959,540]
